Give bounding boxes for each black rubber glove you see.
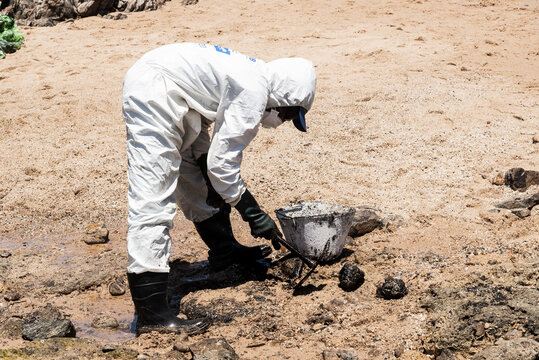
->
[235,189,282,247]
[196,154,230,213]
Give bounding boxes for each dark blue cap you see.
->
[293,107,307,132]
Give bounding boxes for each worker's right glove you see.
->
[235,189,282,249]
[196,154,230,213]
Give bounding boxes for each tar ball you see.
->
[338,262,365,291]
[376,277,408,299]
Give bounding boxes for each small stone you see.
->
[322,349,358,360]
[460,66,469,71]
[348,208,382,237]
[108,281,126,296]
[91,314,119,329]
[103,12,127,20]
[338,263,365,291]
[0,250,11,258]
[491,172,505,186]
[504,168,539,192]
[83,224,109,244]
[306,312,335,326]
[189,337,239,360]
[22,304,76,340]
[4,290,21,302]
[173,343,190,353]
[510,208,530,218]
[496,193,539,210]
[474,322,486,338]
[102,344,116,353]
[137,355,150,360]
[533,135,539,144]
[376,277,408,299]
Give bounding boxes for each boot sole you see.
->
[136,319,211,336]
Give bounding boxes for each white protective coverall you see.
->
[122,43,316,274]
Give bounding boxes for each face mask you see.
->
[261,109,283,129]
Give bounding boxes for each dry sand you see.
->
[0,0,538,358]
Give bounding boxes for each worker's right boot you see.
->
[127,272,210,336]
[194,210,272,271]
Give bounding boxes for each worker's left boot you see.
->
[127,272,210,336]
[194,210,272,271]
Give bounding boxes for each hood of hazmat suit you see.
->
[265,58,317,112]
[123,43,316,210]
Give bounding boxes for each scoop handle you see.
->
[271,232,316,268]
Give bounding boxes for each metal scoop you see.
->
[271,231,330,289]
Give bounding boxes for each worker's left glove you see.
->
[235,189,282,245]
[196,154,230,213]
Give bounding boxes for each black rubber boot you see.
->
[127,272,210,336]
[194,210,272,271]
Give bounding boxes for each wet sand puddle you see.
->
[72,315,136,342]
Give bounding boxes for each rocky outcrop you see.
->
[1,0,194,26]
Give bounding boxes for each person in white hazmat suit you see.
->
[122,42,316,335]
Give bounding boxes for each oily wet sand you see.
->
[0,0,538,359]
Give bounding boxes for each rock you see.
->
[504,168,539,191]
[491,172,505,186]
[471,337,539,360]
[4,289,21,301]
[103,12,127,19]
[338,263,365,291]
[322,349,358,360]
[376,277,408,299]
[22,304,76,340]
[0,318,24,339]
[510,208,530,218]
[91,314,119,329]
[108,281,126,296]
[83,224,109,244]
[2,0,171,26]
[348,208,381,237]
[473,322,485,338]
[533,135,539,144]
[0,250,11,258]
[189,337,239,360]
[137,355,150,360]
[496,192,539,210]
[173,342,190,353]
[102,344,116,352]
[306,312,335,326]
